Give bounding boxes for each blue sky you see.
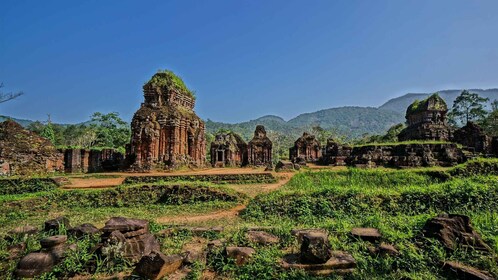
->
[1,0,498,123]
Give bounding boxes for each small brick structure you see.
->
[210,132,248,167]
[248,125,272,166]
[398,94,452,141]
[289,132,322,163]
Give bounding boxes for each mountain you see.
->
[0,115,34,127]
[379,89,498,114]
[206,107,404,141]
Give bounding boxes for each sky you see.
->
[1,0,498,124]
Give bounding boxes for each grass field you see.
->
[1,159,498,279]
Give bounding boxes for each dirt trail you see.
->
[155,172,295,224]
[61,167,268,189]
[62,177,126,189]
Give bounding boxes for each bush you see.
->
[450,158,498,177]
[0,178,58,195]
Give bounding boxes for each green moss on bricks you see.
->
[407,93,447,114]
[146,70,195,99]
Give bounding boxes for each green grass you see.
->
[2,161,498,279]
[237,168,498,279]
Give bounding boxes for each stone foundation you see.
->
[345,143,466,168]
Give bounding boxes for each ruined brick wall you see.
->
[289,132,322,163]
[320,138,352,166]
[64,148,124,173]
[452,122,492,154]
[248,125,272,166]
[346,143,466,168]
[64,149,82,173]
[0,120,64,176]
[128,72,206,171]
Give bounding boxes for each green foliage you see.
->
[27,112,130,152]
[40,119,56,144]
[354,123,406,145]
[450,158,498,177]
[406,93,447,114]
[243,169,498,220]
[448,90,489,126]
[0,178,58,195]
[481,99,498,136]
[90,112,130,150]
[122,173,277,185]
[147,69,195,98]
[52,184,243,208]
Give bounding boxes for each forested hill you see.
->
[379,89,498,114]
[205,107,404,142]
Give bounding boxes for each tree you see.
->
[448,90,489,126]
[481,99,498,136]
[0,83,24,104]
[90,112,130,152]
[40,115,56,144]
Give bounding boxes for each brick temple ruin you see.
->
[127,71,206,170]
[0,120,63,176]
[248,125,273,166]
[210,132,248,167]
[289,132,322,163]
[398,94,451,141]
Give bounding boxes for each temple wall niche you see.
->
[128,70,206,170]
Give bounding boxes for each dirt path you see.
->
[155,172,295,224]
[62,177,126,189]
[61,167,269,189]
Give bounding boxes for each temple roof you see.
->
[145,70,195,99]
[406,93,447,115]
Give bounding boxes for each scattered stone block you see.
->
[133,251,183,280]
[442,261,495,280]
[40,235,68,260]
[40,235,67,248]
[291,229,328,243]
[7,242,26,260]
[246,231,280,246]
[300,231,332,264]
[15,252,56,278]
[100,217,160,263]
[101,217,149,234]
[281,251,356,276]
[44,217,70,233]
[368,243,399,257]
[183,239,207,265]
[422,214,490,251]
[226,247,256,266]
[207,239,226,251]
[275,161,295,172]
[351,227,382,242]
[8,226,39,237]
[68,223,100,238]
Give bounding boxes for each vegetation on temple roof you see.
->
[146,70,195,99]
[406,93,447,115]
